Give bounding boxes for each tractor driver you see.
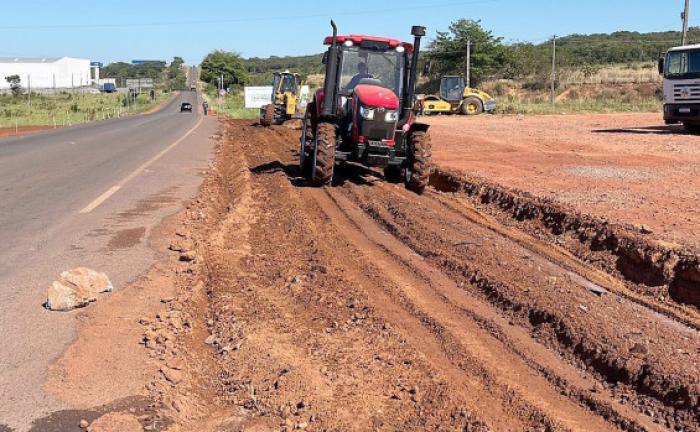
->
[346,62,372,92]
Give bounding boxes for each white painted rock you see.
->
[46,267,113,311]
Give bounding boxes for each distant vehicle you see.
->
[87,88,101,95]
[102,83,117,93]
[422,75,496,116]
[659,44,700,132]
[190,84,197,92]
[180,102,193,112]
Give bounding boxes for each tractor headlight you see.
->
[359,106,375,120]
[384,110,399,122]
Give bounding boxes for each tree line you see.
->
[197,21,699,91]
[101,57,189,90]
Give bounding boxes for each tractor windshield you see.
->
[340,47,405,97]
[280,74,297,93]
[440,76,465,101]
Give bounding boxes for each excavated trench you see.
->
[429,169,700,309]
[145,120,699,432]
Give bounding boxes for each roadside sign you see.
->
[244,86,273,108]
[126,78,154,90]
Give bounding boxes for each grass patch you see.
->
[202,86,258,119]
[0,91,168,128]
[496,96,662,115]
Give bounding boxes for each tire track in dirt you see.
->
[337,182,699,431]
[147,120,699,432]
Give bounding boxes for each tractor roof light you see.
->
[396,46,405,53]
[344,40,354,47]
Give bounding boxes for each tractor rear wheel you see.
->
[299,105,314,178]
[261,104,275,126]
[461,97,483,115]
[312,123,336,186]
[405,131,432,194]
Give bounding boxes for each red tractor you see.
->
[300,22,432,194]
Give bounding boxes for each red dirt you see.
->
[136,120,699,431]
[43,117,699,431]
[425,113,700,248]
[0,126,56,137]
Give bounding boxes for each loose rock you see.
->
[46,267,113,311]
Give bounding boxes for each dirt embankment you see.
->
[430,169,700,309]
[136,120,699,432]
[425,113,700,249]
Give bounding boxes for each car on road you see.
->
[180,102,193,113]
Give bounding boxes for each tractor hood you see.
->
[354,84,400,110]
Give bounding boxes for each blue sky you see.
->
[0,0,694,64]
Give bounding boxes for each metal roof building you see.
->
[0,57,91,90]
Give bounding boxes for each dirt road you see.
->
[130,120,699,432]
[426,113,700,248]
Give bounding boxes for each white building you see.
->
[0,57,91,90]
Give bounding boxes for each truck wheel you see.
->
[299,105,314,178]
[461,97,483,115]
[405,131,432,194]
[260,104,274,126]
[312,123,336,187]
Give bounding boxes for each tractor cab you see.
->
[300,22,433,194]
[272,71,298,101]
[260,71,301,126]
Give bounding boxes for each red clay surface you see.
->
[426,113,700,248]
[0,126,56,138]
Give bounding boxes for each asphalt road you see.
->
[0,91,217,431]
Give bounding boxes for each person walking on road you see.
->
[202,101,209,116]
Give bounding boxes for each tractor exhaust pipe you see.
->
[322,20,339,118]
[406,25,426,119]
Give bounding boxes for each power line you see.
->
[0,0,501,30]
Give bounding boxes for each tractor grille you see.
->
[673,84,700,101]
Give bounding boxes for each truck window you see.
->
[667,49,700,77]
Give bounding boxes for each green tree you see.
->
[427,19,511,85]
[5,74,22,96]
[168,56,185,79]
[201,50,248,88]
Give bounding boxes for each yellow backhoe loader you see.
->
[422,75,496,116]
[260,71,301,126]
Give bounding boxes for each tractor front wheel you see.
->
[312,123,336,186]
[461,97,484,115]
[260,104,275,126]
[405,131,432,194]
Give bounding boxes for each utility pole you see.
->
[682,0,690,46]
[551,35,557,106]
[466,38,471,88]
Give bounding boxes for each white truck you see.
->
[659,44,700,132]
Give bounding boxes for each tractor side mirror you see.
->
[422,62,431,76]
[322,52,328,65]
[658,58,665,75]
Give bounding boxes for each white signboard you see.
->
[126,78,154,89]
[245,86,272,108]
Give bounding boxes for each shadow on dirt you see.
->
[27,396,169,432]
[250,151,381,189]
[0,425,14,432]
[592,125,692,135]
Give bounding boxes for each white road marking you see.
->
[79,115,204,214]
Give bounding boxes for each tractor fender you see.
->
[409,122,430,133]
[314,90,325,118]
